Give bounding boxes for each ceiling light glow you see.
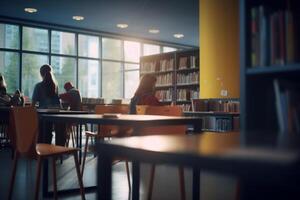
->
[73,16,84,21]
[173,33,184,39]
[24,8,37,13]
[117,24,128,29]
[149,29,160,34]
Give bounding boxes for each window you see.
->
[78,59,100,98]
[0,23,19,49]
[51,56,76,93]
[0,51,19,93]
[163,46,177,53]
[124,63,139,98]
[22,53,48,98]
[102,61,122,99]
[124,41,140,62]
[102,38,122,60]
[78,34,99,58]
[22,27,49,52]
[143,44,160,56]
[51,31,76,55]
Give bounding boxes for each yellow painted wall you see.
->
[200,0,240,98]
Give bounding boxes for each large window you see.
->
[0,22,183,99]
[0,23,19,49]
[78,59,100,98]
[0,51,19,93]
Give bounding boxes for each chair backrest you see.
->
[95,104,129,137]
[136,105,186,135]
[10,106,38,157]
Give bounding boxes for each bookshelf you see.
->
[240,0,300,132]
[140,49,199,111]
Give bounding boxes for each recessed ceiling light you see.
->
[24,8,37,13]
[117,24,128,29]
[173,33,184,39]
[73,16,84,21]
[149,29,160,34]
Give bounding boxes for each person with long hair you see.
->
[129,74,161,114]
[32,64,60,108]
[0,73,11,105]
[32,64,66,145]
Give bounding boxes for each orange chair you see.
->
[82,104,131,189]
[8,106,85,200]
[136,105,187,200]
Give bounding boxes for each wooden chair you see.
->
[136,105,187,200]
[82,104,131,189]
[8,106,85,200]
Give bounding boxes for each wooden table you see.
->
[97,132,300,200]
[40,114,202,197]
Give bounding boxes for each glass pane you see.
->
[125,70,139,99]
[78,34,99,58]
[51,31,76,55]
[143,44,160,56]
[125,63,139,70]
[22,53,49,98]
[78,59,100,98]
[0,51,19,93]
[51,56,76,93]
[124,41,140,62]
[163,46,177,53]
[0,23,19,49]
[102,38,122,60]
[102,61,122,99]
[22,26,49,52]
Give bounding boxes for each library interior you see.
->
[0,0,300,200]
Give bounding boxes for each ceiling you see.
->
[0,0,199,47]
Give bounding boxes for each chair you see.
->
[136,105,187,200]
[8,106,85,200]
[82,104,131,189]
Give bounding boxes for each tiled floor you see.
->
[0,147,237,200]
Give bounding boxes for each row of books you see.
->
[251,6,298,67]
[177,89,199,101]
[178,56,198,69]
[156,73,173,86]
[179,104,191,112]
[160,59,175,71]
[176,72,199,85]
[273,79,300,133]
[192,99,240,113]
[155,89,173,102]
[202,116,240,132]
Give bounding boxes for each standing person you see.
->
[59,82,82,111]
[129,74,161,114]
[32,64,66,145]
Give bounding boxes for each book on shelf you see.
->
[250,5,298,67]
[176,72,199,85]
[155,89,173,102]
[156,73,173,86]
[178,57,188,69]
[191,99,240,113]
[160,58,174,71]
[273,79,300,133]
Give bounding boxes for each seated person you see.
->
[0,74,11,106]
[59,82,82,111]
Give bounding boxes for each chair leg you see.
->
[8,151,19,200]
[81,135,89,176]
[52,157,58,200]
[34,157,42,200]
[147,164,156,200]
[178,166,186,200]
[74,152,86,200]
[125,161,131,191]
[71,126,76,147]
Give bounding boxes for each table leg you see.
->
[132,161,140,200]
[192,167,200,200]
[97,154,112,200]
[79,124,82,164]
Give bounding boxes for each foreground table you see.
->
[41,114,202,197]
[97,132,300,200]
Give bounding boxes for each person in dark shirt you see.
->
[32,64,66,146]
[59,82,82,111]
[129,74,161,114]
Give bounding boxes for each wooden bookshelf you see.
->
[240,0,300,132]
[140,49,199,111]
